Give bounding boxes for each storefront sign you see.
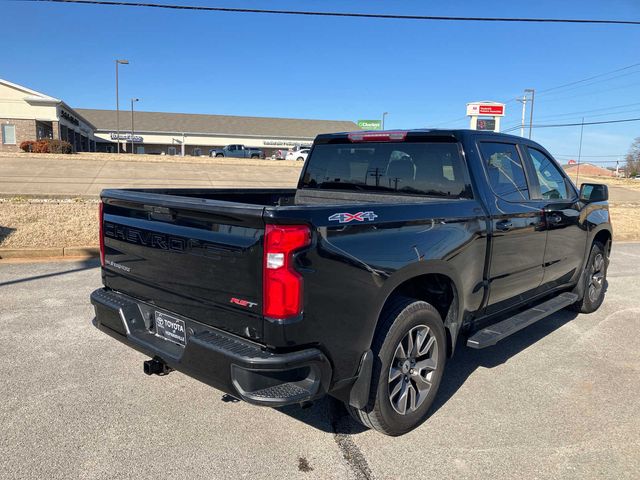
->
[357,120,382,130]
[110,133,143,142]
[60,109,80,126]
[262,140,311,147]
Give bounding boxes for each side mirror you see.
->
[579,183,608,203]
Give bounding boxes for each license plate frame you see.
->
[155,311,187,347]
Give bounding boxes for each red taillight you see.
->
[99,202,105,267]
[263,224,311,319]
[348,130,408,142]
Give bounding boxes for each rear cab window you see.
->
[300,141,472,199]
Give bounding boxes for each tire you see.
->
[297,156,304,162]
[251,155,259,159]
[570,241,608,313]
[215,153,224,158]
[346,296,447,436]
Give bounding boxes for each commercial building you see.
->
[0,78,99,152]
[76,109,358,157]
[0,77,359,156]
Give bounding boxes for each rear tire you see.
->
[297,156,304,161]
[215,153,224,158]
[570,241,608,313]
[346,296,446,436]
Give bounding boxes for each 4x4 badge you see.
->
[328,211,378,224]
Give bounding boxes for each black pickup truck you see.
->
[91,129,612,436]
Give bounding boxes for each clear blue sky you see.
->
[1,0,640,165]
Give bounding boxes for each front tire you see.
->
[347,297,446,436]
[571,241,608,313]
[215,153,224,158]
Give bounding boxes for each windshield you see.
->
[300,142,472,198]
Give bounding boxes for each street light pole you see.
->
[382,112,389,130]
[131,98,139,154]
[115,59,129,153]
[525,88,535,139]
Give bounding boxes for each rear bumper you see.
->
[90,288,332,407]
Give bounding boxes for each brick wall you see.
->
[0,118,36,153]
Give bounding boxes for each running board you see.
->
[466,292,578,349]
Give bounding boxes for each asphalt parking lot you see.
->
[0,156,302,196]
[1,244,639,479]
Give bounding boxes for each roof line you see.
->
[0,77,60,102]
[75,108,358,124]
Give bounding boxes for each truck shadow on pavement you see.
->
[429,307,580,415]
[271,307,581,436]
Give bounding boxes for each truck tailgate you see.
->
[100,190,266,341]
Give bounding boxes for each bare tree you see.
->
[626,136,640,176]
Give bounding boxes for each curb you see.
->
[0,246,99,260]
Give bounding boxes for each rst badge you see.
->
[328,211,378,224]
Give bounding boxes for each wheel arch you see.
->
[592,228,612,257]
[372,264,464,358]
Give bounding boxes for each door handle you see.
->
[496,220,513,231]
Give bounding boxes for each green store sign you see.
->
[357,120,382,130]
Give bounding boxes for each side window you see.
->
[2,124,16,144]
[479,142,530,201]
[526,148,569,200]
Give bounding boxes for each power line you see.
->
[19,0,640,25]
[536,62,640,96]
[532,101,640,121]
[554,153,626,158]
[501,116,640,133]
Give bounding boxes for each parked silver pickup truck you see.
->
[209,144,264,159]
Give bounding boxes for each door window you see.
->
[168,146,177,156]
[526,148,569,200]
[479,142,530,201]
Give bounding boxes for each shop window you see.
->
[168,146,177,156]
[2,124,16,144]
[136,146,145,154]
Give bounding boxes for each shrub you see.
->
[19,140,36,152]
[18,139,74,154]
[33,139,50,153]
[49,139,73,154]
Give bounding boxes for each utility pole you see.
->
[576,117,585,185]
[516,95,527,137]
[115,59,129,153]
[525,88,535,139]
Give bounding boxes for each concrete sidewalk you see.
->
[0,157,302,196]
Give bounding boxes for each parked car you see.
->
[286,148,310,161]
[209,144,264,159]
[92,129,612,436]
